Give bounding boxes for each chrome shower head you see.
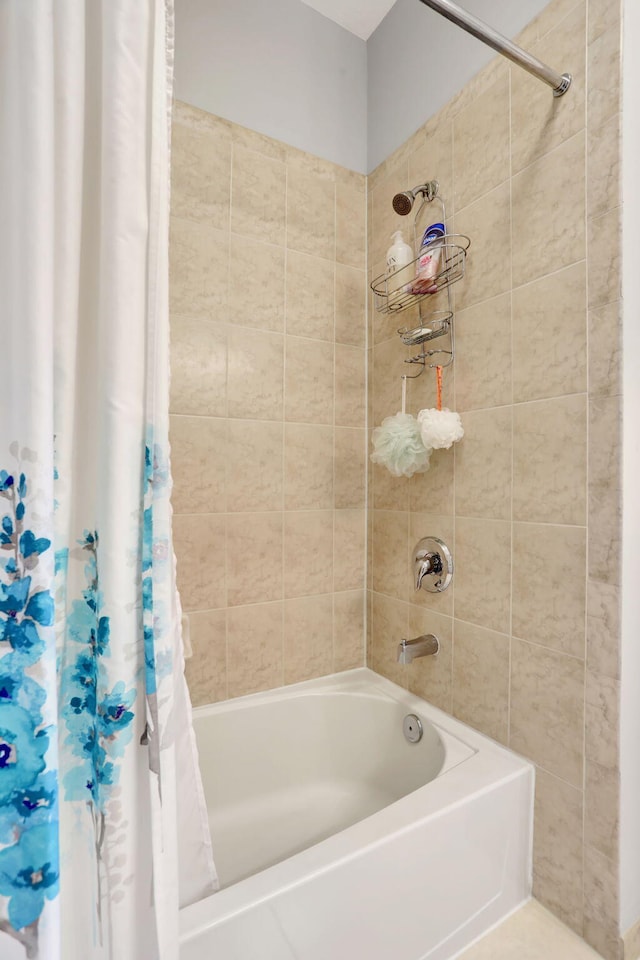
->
[391,181,439,216]
[392,191,415,216]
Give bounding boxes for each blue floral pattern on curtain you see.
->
[0,459,58,957]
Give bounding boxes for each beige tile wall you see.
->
[169,102,367,705]
[367,0,623,956]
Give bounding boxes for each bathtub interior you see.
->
[181,671,534,960]
[193,673,476,888]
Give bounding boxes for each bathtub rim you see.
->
[181,667,534,944]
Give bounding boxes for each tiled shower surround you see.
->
[367,0,622,955]
[170,0,624,954]
[169,102,367,702]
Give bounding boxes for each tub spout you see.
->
[397,634,440,664]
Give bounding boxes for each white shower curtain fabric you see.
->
[0,2,217,959]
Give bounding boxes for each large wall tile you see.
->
[512,262,587,403]
[454,407,512,521]
[408,122,453,212]
[227,327,284,420]
[510,638,584,787]
[512,132,586,288]
[173,513,226,611]
[284,595,333,684]
[454,182,511,311]
[588,113,621,221]
[512,522,586,658]
[336,183,366,269]
[284,423,334,510]
[185,609,227,705]
[407,607,453,713]
[333,590,365,671]
[285,251,334,341]
[588,396,621,584]
[226,420,283,512]
[334,428,366,509]
[334,509,366,592]
[589,301,622,399]
[511,2,586,175]
[409,446,454,517]
[533,767,584,933]
[285,336,334,424]
[373,461,410,512]
[585,670,619,769]
[335,264,366,347]
[284,510,333,598]
[373,510,409,601]
[452,619,509,743]
[370,592,409,688]
[185,610,227,707]
[170,415,226,514]
[335,344,366,427]
[171,120,231,230]
[584,846,620,949]
[587,579,621,680]
[227,513,283,606]
[453,74,510,211]
[587,24,621,131]
[231,145,286,246]
[287,168,335,260]
[170,218,228,321]
[513,395,587,526]
[588,207,622,309]
[226,602,284,698]
[454,293,512,412]
[585,759,619,861]
[588,0,620,44]
[228,236,285,332]
[454,518,511,633]
[170,318,227,417]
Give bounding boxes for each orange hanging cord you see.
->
[436,366,443,411]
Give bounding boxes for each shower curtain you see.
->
[0,2,218,958]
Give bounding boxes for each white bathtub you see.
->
[179,668,534,960]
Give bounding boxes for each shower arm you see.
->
[417,0,572,97]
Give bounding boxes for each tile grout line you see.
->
[581,0,590,936]
[281,158,288,689]
[363,175,370,670]
[507,59,514,753]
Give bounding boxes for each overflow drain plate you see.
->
[403,713,423,743]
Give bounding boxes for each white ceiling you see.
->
[300,0,397,40]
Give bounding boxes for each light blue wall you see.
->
[367,0,554,171]
[174,0,556,174]
[173,0,368,173]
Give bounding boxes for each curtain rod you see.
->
[417,0,572,97]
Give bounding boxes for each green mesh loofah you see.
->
[370,413,431,478]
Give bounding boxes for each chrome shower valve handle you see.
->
[413,537,453,593]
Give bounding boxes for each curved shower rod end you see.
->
[553,73,573,98]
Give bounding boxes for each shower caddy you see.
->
[370,181,469,377]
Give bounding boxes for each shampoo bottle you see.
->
[386,230,414,299]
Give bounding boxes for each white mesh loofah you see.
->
[417,407,464,450]
[371,412,431,478]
